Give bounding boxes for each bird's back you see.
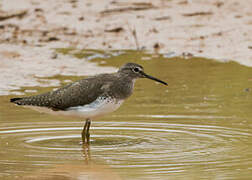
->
[10,74,118,110]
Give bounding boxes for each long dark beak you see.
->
[141,72,168,86]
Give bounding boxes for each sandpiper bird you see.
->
[10,63,167,144]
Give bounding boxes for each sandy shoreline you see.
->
[0,0,251,95]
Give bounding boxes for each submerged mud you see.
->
[1,52,252,179]
[0,0,251,95]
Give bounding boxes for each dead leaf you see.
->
[104,27,124,33]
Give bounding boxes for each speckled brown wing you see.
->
[10,74,114,110]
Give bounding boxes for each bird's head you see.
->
[118,63,167,86]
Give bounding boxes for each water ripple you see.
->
[0,120,251,177]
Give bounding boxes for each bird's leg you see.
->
[82,118,89,143]
[82,118,91,144]
[86,119,91,144]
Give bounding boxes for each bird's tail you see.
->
[10,97,32,105]
[10,97,23,103]
[10,93,51,106]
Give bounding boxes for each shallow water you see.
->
[1,50,252,179]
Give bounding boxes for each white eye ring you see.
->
[133,67,140,73]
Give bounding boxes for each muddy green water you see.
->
[0,50,252,179]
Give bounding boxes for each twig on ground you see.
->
[100,3,155,16]
[182,11,213,17]
[0,10,27,21]
[126,23,140,50]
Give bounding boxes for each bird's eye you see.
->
[133,67,140,73]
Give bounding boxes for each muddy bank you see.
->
[0,0,251,62]
[0,0,251,95]
[0,45,116,95]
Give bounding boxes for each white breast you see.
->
[65,97,124,119]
